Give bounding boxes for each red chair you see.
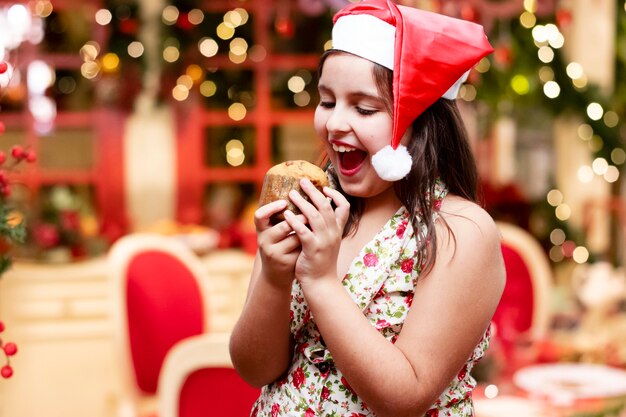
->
[158,332,261,417]
[109,234,210,417]
[492,222,553,374]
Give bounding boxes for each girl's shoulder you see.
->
[436,194,502,255]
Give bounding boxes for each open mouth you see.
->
[332,143,367,175]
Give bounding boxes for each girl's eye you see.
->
[319,101,335,108]
[357,107,377,116]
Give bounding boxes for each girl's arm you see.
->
[285,181,506,417]
[229,200,302,387]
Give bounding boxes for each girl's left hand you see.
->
[283,178,350,285]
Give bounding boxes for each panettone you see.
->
[259,160,330,223]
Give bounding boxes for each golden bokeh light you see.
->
[519,11,536,28]
[95,9,112,25]
[572,246,589,264]
[549,246,564,262]
[163,46,180,63]
[577,165,594,183]
[592,157,608,175]
[229,51,246,64]
[217,22,235,40]
[475,57,491,73]
[603,111,619,127]
[611,148,626,165]
[555,204,571,221]
[543,81,560,98]
[523,0,536,13]
[101,53,120,73]
[566,62,584,79]
[127,41,144,58]
[200,80,217,97]
[186,64,203,82]
[80,42,100,62]
[199,38,219,58]
[294,91,311,107]
[35,1,53,17]
[604,166,620,183]
[172,84,189,101]
[538,46,554,63]
[162,5,179,25]
[538,66,554,83]
[550,228,566,245]
[226,139,244,153]
[230,37,248,55]
[177,74,193,90]
[288,76,305,93]
[577,124,593,140]
[188,9,204,25]
[228,103,247,121]
[586,102,603,120]
[546,189,563,206]
[572,74,588,89]
[81,61,100,79]
[459,84,477,101]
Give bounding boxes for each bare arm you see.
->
[285,182,506,417]
[229,200,302,387]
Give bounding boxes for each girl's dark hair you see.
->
[318,50,479,274]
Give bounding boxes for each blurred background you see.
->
[0,0,625,416]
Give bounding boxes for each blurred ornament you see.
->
[460,4,480,22]
[494,44,513,68]
[118,18,138,35]
[556,7,572,28]
[175,12,193,30]
[275,15,294,38]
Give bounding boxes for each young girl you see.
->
[229,1,506,416]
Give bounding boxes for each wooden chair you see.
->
[109,233,210,417]
[157,332,261,417]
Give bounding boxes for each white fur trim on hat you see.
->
[371,144,412,181]
[332,14,395,70]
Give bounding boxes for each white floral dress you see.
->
[251,184,491,417]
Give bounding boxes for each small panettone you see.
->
[259,160,330,223]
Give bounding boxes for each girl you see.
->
[230,1,506,416]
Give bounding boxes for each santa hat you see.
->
[331,0,493,181]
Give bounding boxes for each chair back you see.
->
[109,233,210,415]
[492,222,553,365]
[158,333,261,417]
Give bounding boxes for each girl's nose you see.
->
[325,107,350,135]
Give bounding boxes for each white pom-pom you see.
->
[371,145,412,181]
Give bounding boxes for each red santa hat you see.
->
[331,0,494,181]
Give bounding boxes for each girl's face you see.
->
[315,53,402,202]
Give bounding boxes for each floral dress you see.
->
[251,183,491,417]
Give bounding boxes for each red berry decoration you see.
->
[1,365,13,379]
[10,145,24,160]
[24,151,36,163]
[3,343,17,356]
[0,152,5,165]
[0,321,18,379]
[0,62,7,74]
[0,121,5,135]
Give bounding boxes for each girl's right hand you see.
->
[254,199,303,289]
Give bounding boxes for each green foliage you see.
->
[0,201,26,277]
[476,4,626,161]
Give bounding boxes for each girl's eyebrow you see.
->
[318,84,382,102]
